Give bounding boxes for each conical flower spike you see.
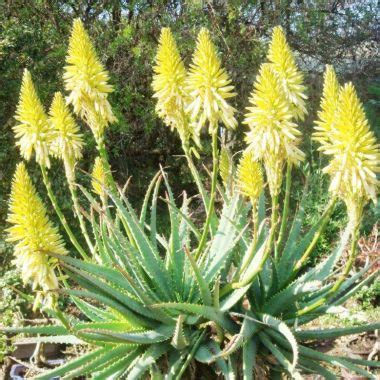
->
[219,146,234,190]
[91,157,107,197]
[313,65,340,148]
[152,28,198,146]
[268,26,307,121]
[186,28,237,134]
[244,63,304,165]
[14,69,52,167]
[320,83,379,222]
[64,18,116,139]
[236,150,264,205]
[6,163,67,291]
[49,92,84,181]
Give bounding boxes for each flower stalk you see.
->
[276,161,292,251]
[67,181,94,254]
[40,165,89,261]
[195,129,219,260]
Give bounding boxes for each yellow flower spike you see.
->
[152,28,198,146]
[186,28,237,134]
[49,92,84,181]
[236,150,263,205]
[313,65,340,147]
[263,153,285,198]
[320,83,380,221]
[14,69,52,167]
[244,63,305,165]
[91,157,107,197]
[6,163,67,292]
[219,146,233,190]
[268,26,307,121]
[64,18,116,139]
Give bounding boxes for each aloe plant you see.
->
[2,21,379,379]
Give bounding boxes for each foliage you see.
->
[356,278,380,310]
[1,19,379,379]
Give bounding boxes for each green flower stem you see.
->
[271,194,279,261]
[182,143,211,214]
[40,166,89,261]
[221,195,279,295]
[237,203,259,276]
[296,222,360,317]
[175,329,207,379]
[330,221,360,293]
[276,162,292,252]
[68,181,95,254]
[195,131,219,260]
[96,135,117,195]
[292,197,337,274]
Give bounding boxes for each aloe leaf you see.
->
[139,171,161,225]
[277,185,308,285]
[150,173,162,251]
[259,256,273,298]
[259,332,302,379]
[226,354,238,379]
[71,295,115,322]
[79,325,174,344]
[304,225,351,283]
[261,314,299,372]
[220,284,250,312]
[165,349,186,380]
[214,314,260,359]
[281,226,351,315]
[74,321,143,334]
[115,266,174,324]
[52,252,136,295]
[92,212,113,266]
[263,280,321,316]
[15,335,84,344]
[195,341,229,378]
[61,344,136,379]
[153,302,237,332]
[161,169,183,288]
[295,322,380,341]
[231,239,268,290]
[62,288,152,327]
[162,196,201,242]
[98,217,126,268]
[35,346,109,380]
[242,338,258,380]
[279,199,338,287]
[171,314,189,350]
[111,190,172,300]
[63,264,157,323]
[1,324,67,336]
[92,352,139,380]
[330,267,379,306]
[150,365,164,380]
[333,270,379,305]
[184,247,212,305]
[290,354,336,380]
[104,224,162,302]
[204,195,243,283]
[126,343,170,379]
[267,329,377,378]
[289,266,378,323]
[178,192,195,246]
[301,347,377,378]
